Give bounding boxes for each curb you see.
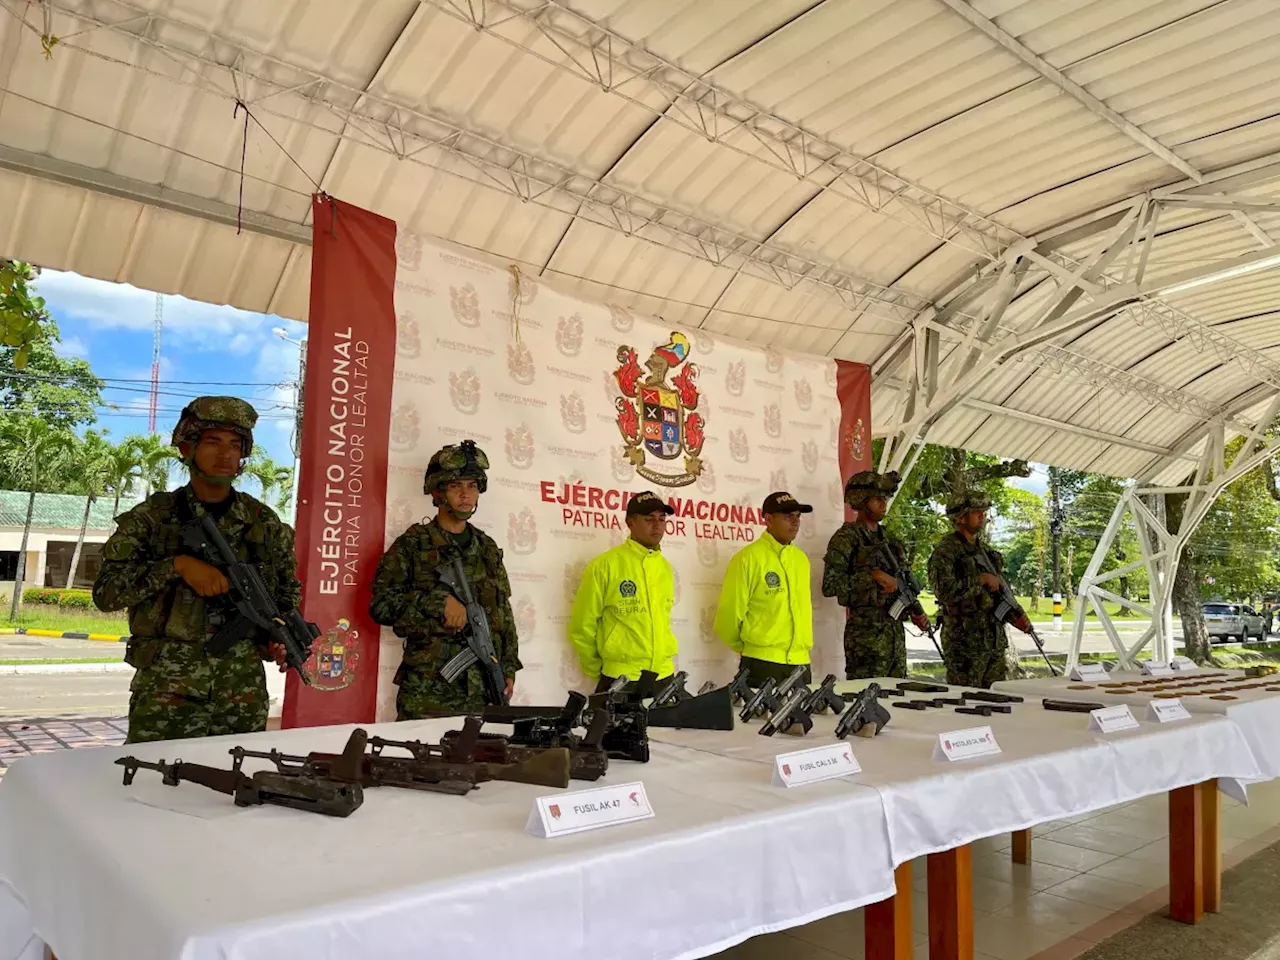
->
[0,628,127,642]
[0,662,133,676]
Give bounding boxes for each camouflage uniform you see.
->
[927,491,1008,688]
[822,471,907,679]
[93,398,300,744]
[369,441,521,719]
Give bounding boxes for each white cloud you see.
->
[54,335,89,360]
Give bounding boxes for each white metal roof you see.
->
[2,0,1279,483]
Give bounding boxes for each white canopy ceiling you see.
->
[2,0,1279,484]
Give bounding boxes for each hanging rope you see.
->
[38,0,57,59]
[232,100,249,235]
[508,264,524,345]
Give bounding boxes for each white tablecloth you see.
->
[651,679,1262,864]
[0,719,896,960]
[993,670,1280,780]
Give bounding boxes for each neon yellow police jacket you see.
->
[569,538,677,682]
[714,531,813,664]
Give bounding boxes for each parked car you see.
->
[1202,602,1265,642]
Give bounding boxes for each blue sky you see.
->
[31,269,306,481]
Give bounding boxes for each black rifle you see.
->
[739,665,809,721]
[480,692,610,780]
[437,556,509,705]
[116,754,362,816]
[835,683,891,739]
[800,674,847,716]
[369,717,571,789]
[1042,698,1105,713]
[876,542,946,663]
[180,512,319,685]
[972,551,1057,676]
[759,687,815,737]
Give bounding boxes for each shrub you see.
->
[22,588,60,605]
[60,592,94,609]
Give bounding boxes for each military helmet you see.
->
[170,396,257,458]
[843,469,900,506]
[946,489,992,516]
[424,439,490,496]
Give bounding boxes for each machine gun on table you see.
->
[972,551,1057,676]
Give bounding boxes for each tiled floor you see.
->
[0,717,127,779]
[712,779,1280,960]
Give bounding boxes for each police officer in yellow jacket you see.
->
[715,492,814,687]
[569,491,678,692]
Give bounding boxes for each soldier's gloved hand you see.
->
[978,573,1001,592]
[268,642,288,672]
[871,569,897,593]
[910,612,930,631]
[1014,614,1034,634]
[443,595,468,630]
[173,555,230,597]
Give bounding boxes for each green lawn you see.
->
[3,609,129,636]
[908,641,1280,679]
[916,593,1143,624]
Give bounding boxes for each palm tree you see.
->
[65,431,113,589]
[128,434,180,497]
[245,452,292,509]
[0,417,75,620]
[103,439,143,517]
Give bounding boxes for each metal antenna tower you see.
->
[148,293,162,434]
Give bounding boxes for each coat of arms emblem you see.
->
[505,423,535,469]
[609,304,634,332]
[696,460,716,494]
[696,537,718,568]
[514,596,537,640]
[728,428,749,463]
[395,231,422,271]
[794,379,813,411]
[450,284,480,327]
[765,346,784,373]
[387,499,414,536]
[507,340,535,385]
[613,332,706,487]
[725,360,746,397]
[564,560,587,602]
[611,444,635,482]
[556,313,584,356]
[845,417,865,463]
[700,603,717,643]
[693,331,715,354]
[396,313,420,359]
[769,469,788,494]
[312,618,359,691]
[763,404,782,438]
[509,270,538,307]
[560,393,586,434]
[389,402,420,452]
[802,440,819,474]
[449,369,481,415]
[507,508,537,555]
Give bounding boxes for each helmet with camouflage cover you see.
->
[171,396,257,461]
[423,439,490,500]
[843,469,900,507]
[946,489,991,517]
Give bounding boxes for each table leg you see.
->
[927,845,974,960]
[1169,782,1204,924]
[1011,828,1031,865]
[1200,779,1221,913]
[865,861,913,960]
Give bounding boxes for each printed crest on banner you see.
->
[507,507,538,555]
[802,440,819,474]
[696,536,718,568]
[514,596,537,640]
[765,347,784,374]
[827,480,844,509]
[507,339,536,385]
[693,331,716,354]
[763,404,782,438]
[829,418,840,449]
[825,363,838,388]
[729,427,750,463]
[725,360,746,397]
[449,369,481,415]
[770,469,788,493]
[509,270,538,307]
[696,459,716,494]
[505,423,535,470]
[556,313,585,356]
[560,648,586,691]
[395,231,423,271]
[609,304,635,332]
[613,332,706,487]
[450,283,481,327]
[389,402,421,452]
[602,368,623,404]
[396,313,421,359]
[610,444,635,482]
[388,499,415,537]
[564,559,587,602]
[844,417,865,463]
[560,392,586,434]
[794,379,813,411]
[700,603,718,643]
[671,566,682,606]
[311,618,360,692]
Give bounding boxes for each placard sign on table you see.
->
[1070,663,1109,681]
[773,742,861,787]
[933,727,1001,762]
[527,782,654,838]
[1089,705,1141,734]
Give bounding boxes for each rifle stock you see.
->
[437,557,508,705]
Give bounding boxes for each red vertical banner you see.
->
[835,360,872,522]
[282,196,397,728]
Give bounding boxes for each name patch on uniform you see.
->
[527,782,654,838]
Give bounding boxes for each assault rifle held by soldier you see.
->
[180,511,320,685]
[116,750,363,817]
[875,541,946,664]
[835,684,892,739]
[437,556,509,705]
[972,552,1058,675]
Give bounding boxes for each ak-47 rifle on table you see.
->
[116,732,364,817]
[472,691,610,781]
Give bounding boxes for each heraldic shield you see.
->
[614,332,706,487]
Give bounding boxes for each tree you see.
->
[0,260,56,369]
[1168,492,1212,664]
[999,488,1047,608]
[0,416,75,620]
[103,439,143,517]
[0,335,103,435]
[129,434,179,496]
[65,431,113,588]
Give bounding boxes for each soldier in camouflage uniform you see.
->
[370,440,521,718]
[822,471,929,679]
[927,490,1018,688]
[93,397,298,744]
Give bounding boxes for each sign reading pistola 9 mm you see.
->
[286,197,872,726]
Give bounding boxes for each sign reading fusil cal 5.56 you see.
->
[772,742,861,787]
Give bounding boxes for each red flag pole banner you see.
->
[282,196,397,728]
[285,198,874,723]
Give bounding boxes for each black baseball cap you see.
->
[626,491,675,517]
[762,491,813,515]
